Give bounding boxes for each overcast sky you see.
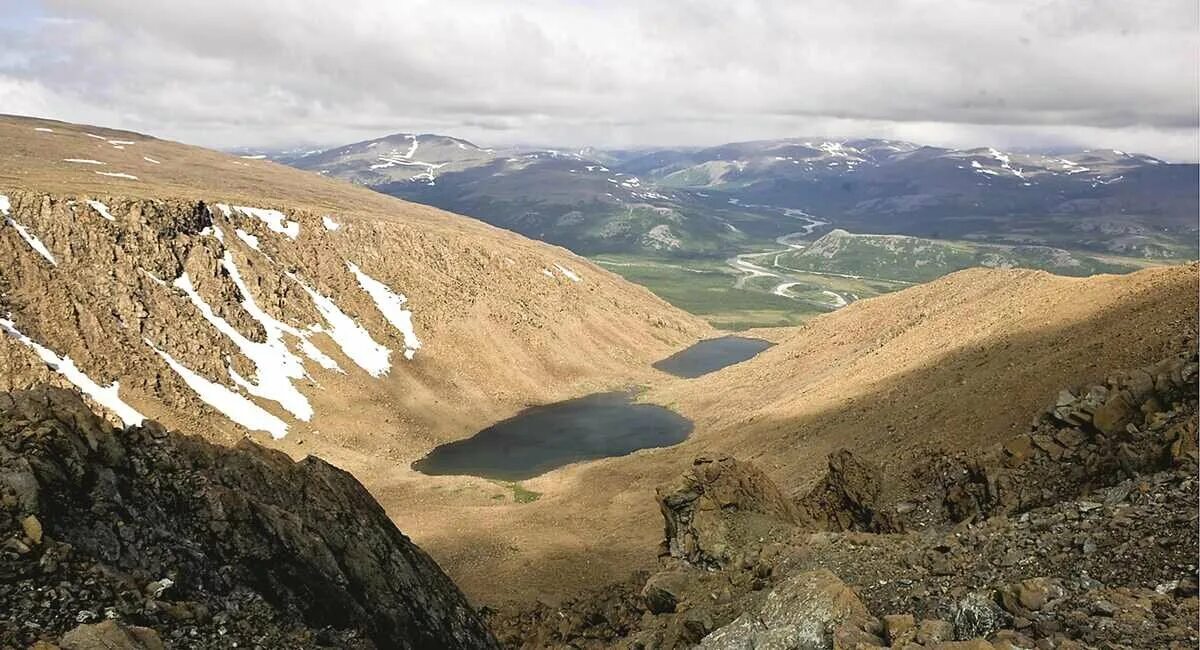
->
[2,0,1198,160]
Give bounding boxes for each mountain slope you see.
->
[0,114,716,605]
[452,263,1197,603]
[288,133,769,256]
[0,114,707,449]
[637,138,1199,258]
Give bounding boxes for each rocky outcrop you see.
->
[0,387,498,649]
[797,449,900,533]
[940,348,1198,523]
[656,456,801,568]
[697,569,868,650]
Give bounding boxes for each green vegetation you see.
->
[778,229,1159,284]
[593,254,827,330]
[592,230,1173,332]
[490,481,542,503]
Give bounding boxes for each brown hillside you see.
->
[440,263,1197,603]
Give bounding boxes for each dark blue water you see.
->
[653,336,773,378]
[411,391,692,481]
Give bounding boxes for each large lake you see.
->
[411,391,692,481]
[652,335,773,378]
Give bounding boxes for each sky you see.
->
[2,0,1198,160]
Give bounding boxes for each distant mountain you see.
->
[282,134,1199,260]
[287,133,766,255]
[779,228,1147,284]
[630,138,1199,259]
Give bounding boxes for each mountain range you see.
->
[278,134,1199,261]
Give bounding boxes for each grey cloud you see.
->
[1,0,1196,159]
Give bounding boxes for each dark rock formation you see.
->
[656,455,801,568]
[0,387,498,649]
[797,448,900,533]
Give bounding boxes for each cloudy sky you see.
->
[2,0,1197,160]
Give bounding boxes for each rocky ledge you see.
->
[0,388,498,649]
[492,345,1199,649]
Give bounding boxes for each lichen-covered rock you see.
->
[698,569,868,650]
[0,387,498,649]
[59,620,164,650]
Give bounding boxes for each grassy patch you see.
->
[490,480,542,503]
[593,254,827,330]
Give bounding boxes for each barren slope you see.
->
[444,263,1196,603]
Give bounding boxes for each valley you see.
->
[274,133,1196,330]
[2,116,1196,650]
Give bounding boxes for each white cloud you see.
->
[1,0,1197,159]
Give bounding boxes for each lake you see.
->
[652,335,773,378]
[411,391,692,481]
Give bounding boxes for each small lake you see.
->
[653,335,773,378]
[411,391,693,481]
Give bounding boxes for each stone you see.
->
[1052,428,1086,449]
[699,569,868,650]
[58,620,164,650]
[641,569,692,614]
[883,614,916,646]
[916,619,955,644]
[1003,437,1034,467]
[21,514,43,545]
[1093,393,1135,436]
[798,450,899,533]
[658,456,801,568]
[953,592,1006,641]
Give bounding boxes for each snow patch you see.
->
[1,317,145,427]
[146,339,288,439]
[554,264,581,282]
[234,229,260,250]
[5,207,57,265]
[347,262,421,360]
[230,206,300,239]
[322,216,341,231]
[34,127,53,133]
[86,200,115,221]
[95,172,139,180]
[173,270,313,422]
[143,156,161,164]
[64,158,105,165]
[288,273,392,377]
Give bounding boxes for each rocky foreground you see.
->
[0,388,498,649]
[492,344,1199,649]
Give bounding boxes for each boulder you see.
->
[657,456,801,567]
[642,569,693,614]
[58,621,163,650]
[698,569,868,650]
[797,450,899,533]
